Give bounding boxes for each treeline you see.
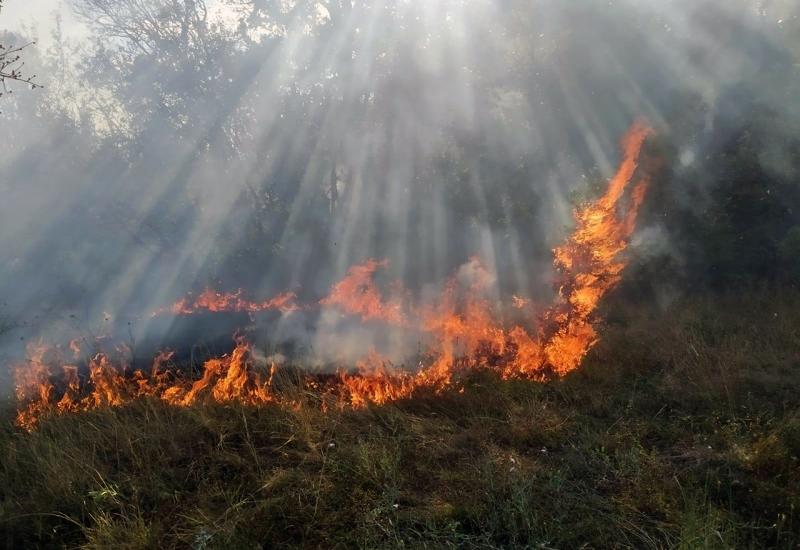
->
[627,88,800,297]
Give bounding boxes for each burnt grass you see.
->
[1,289,799,549]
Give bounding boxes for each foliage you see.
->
[625,92,800,298]
[779,226,800,282]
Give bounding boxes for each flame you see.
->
[12,122,655,430]
[153,289,297,316]
[13,343,58,431]
[13,340,274,430]
[546,120,654,373]
[338,351,416,408]
[320,259,406,325]
[172,340,273,406]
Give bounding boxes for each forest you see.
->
[1,0,799,547]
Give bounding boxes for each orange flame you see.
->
[545,120,654,373]
[12,121,655,429]
[153,289,298,316]
[13,340,274,430]
[320,259,406,325]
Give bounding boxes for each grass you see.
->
[1,288,799,549]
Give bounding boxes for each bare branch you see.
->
[0,42,42,98]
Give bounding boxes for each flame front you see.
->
[13,122,655,429]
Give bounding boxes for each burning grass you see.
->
[1,289,799,548]
[12,122,656,430]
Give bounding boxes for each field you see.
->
[1,288,799,549]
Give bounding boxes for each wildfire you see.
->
[12,121,655,430]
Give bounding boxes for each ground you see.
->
[1,289,799,549]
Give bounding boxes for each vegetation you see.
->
[2,288,798,548]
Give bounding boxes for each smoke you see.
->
[0,0,798,365]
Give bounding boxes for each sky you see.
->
[2,0,240,48]
[2,0,86,47]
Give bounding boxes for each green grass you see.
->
[1,289,799,549]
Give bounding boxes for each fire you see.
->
[153,288,298,316]
[546,120,654,373]
[338,351,416,408]
[13,343,59,431]
[171,339,274,406]
[12,122,655,429]
[320,259,406,325]
[13,340,274,430]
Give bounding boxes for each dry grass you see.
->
[1,288,799,548]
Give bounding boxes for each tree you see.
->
[0,0,41,99]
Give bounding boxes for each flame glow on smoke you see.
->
[13,121,654,430]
